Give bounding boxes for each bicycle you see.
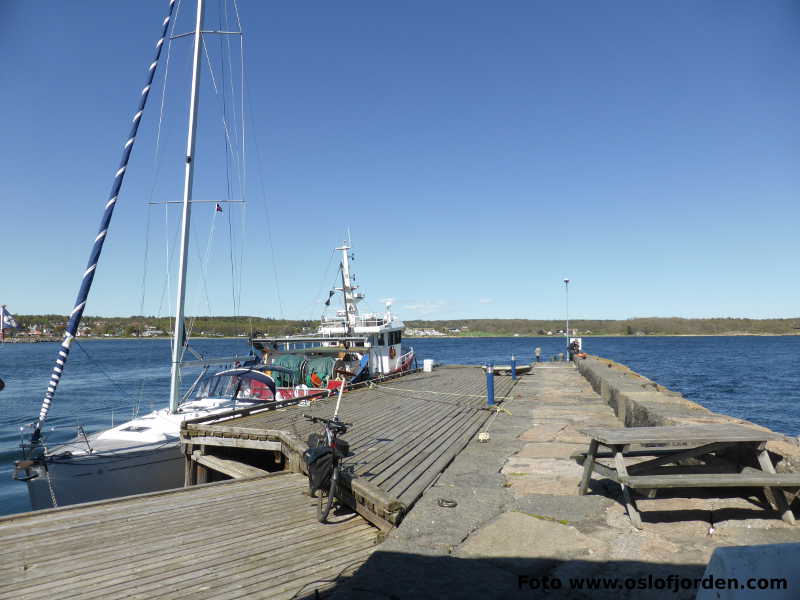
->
[302,376,351,523]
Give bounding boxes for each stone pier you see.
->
[331,361,800,599]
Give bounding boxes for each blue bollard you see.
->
[511,355,517,380]
[486,362,495,406]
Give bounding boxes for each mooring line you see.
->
[367,381,513,401]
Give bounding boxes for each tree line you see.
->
[406,317,800,336]
[8,315,799,338]
[10,315,317,338]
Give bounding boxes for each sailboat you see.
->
[13,0,292,510]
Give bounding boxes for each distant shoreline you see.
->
[6,332,799,344]
[407,332,800,339]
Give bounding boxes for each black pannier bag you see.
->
[333,437,350,458]
[304,445,333,493]
[307,432,350,458]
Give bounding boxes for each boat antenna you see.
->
[31,0,178,443]
[169,0,205,414]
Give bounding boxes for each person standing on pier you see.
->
[534,347,541,362]
[568,340,580,361]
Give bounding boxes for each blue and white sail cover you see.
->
[33,1,177,439]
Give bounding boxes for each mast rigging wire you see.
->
[32,0,179,440]
[244,82,285,319]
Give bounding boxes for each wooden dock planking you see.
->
[0,483,314,588]
[0,474,378,600]
[363,401,479,487]
[2,481,338,586]
[0,472,298,553]
[183,366,517,526]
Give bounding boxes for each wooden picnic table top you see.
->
[580,424,782,446]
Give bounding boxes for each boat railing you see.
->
[397,348,414,365]
[321,316,387,328]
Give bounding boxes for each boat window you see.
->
[193,374,240,400]
[377,334,385,345]
[121,426,150,433]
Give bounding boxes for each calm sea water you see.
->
[1,335,797,516]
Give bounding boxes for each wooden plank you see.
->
[625,472,800,489]
[191,451,271,479]
[625,441,732,475]
[614,445,642,529]
[755,444,796,525]
[581,424,780,445]
[572,448,726,461]
[578,439,598,495]
[182,435,282,451]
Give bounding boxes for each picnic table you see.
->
[574,424,800,529]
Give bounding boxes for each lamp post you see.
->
[563,278,570,343]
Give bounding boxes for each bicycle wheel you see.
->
[317,462,338,523]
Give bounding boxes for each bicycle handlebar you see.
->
[302,414,352,427]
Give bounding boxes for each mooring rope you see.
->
[366,381,513,401]
[32,0,178,441]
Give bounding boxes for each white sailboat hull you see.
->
[26,443,184,511]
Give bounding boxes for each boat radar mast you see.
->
[335,243,364,335]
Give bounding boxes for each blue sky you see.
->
[2,1,799,321]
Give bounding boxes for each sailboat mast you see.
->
[169,0,204,414]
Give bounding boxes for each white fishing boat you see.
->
[13,0,304,510]
[250,241,416,399]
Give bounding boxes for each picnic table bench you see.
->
[574,424,800,529]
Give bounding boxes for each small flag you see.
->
[0,307,18,329]
[215,203,223,213]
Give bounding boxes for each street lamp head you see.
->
[563,278,570,285]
